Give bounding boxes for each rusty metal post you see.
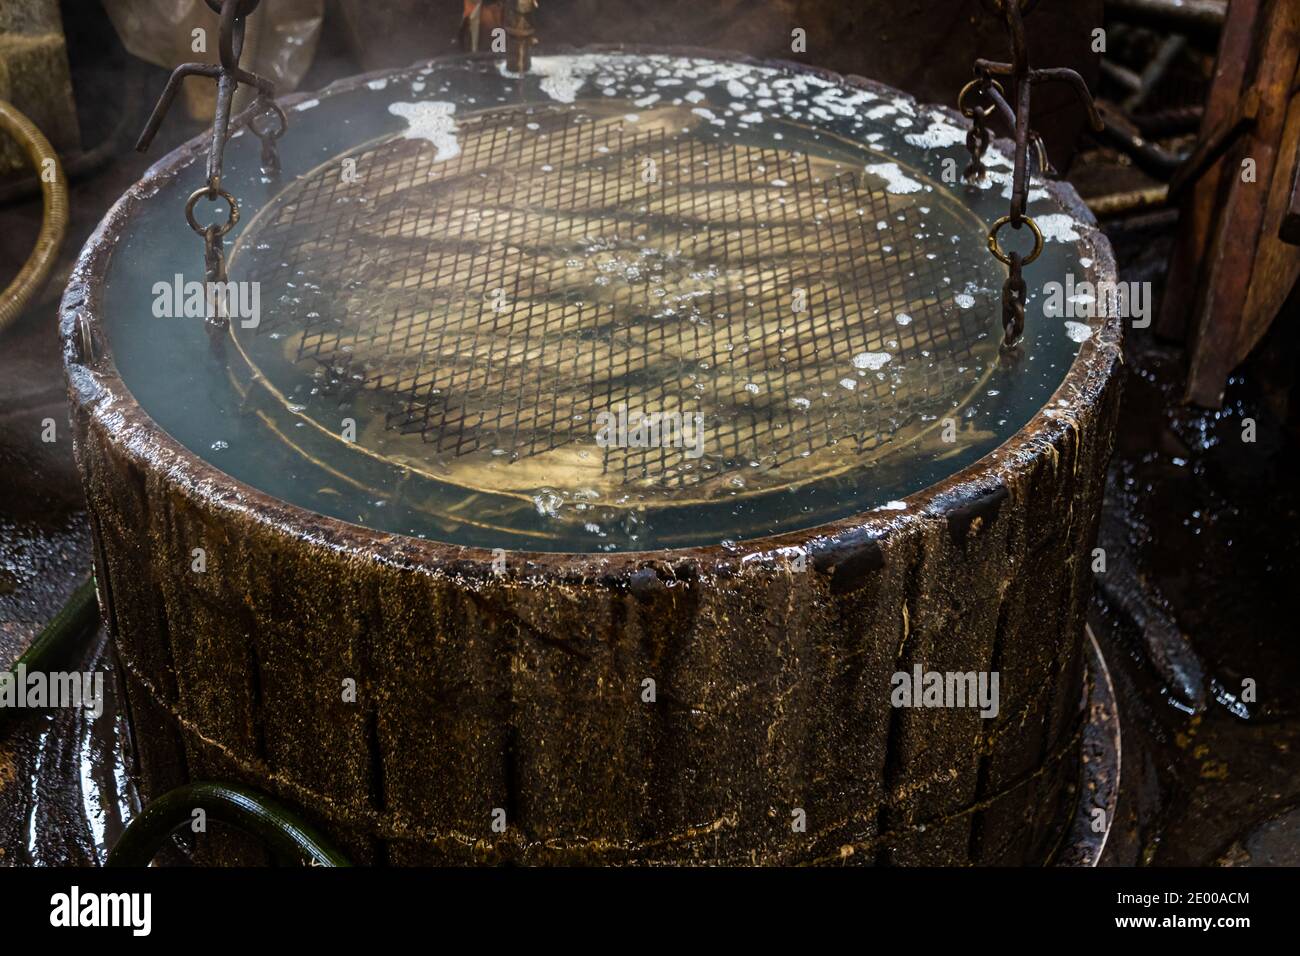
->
[505,0,537,73]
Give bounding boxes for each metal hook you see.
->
[136,0,280,190]
[964,0,1102,347]
[135,0,285,341]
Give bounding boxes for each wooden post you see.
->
[1159,0,1300,408]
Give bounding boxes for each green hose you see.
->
[1,577,100,730]
[13,577,100,674]
[6,583,348,866]
[0,98,68,333]
[108,782,352,867]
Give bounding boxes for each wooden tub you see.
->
[60,51,1123,865]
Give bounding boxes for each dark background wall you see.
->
[334,0,1102,169]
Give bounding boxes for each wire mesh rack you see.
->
[232,102,997,502]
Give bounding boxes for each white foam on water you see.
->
[1036,213,1083,243]
[863,162,923,195]
[903,111,967,149]
[853,351,892,370]
[388,101,460,161]
[1065,321,1093,343]
[502,56,587,103]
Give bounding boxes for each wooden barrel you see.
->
[60,51,1123,865]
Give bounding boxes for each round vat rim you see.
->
[59,45,1124,583]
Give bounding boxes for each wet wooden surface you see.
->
[1162,0,1300,407]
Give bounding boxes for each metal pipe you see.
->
[505,0,538,73]
[1125,34,1187,112]
[1095,115,1188,178]
[1133,105,1204,137]
[0,100,68,334]
[1087,185,1169,218]
[1105,0,1227,31]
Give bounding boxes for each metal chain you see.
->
[136,0,286,332]
[963,0,1103,350]
[959,72,999,181]
[202,224,229,329]
[1002,252,1026,344]
[248,96,288,177]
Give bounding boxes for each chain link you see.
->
[203,224,229,332]
[136,0,286,335]
[1002,251,1026,345]
[962,0,1102,350]
[959,74,999,181]
[247,96,288,177]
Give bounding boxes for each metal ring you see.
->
[987,215,1043,266]
[185,185,239,237]
[958,78,1006,119]
[249,100,288,140]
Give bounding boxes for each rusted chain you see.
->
[958,75,1002,181]
[964,0,1103,349]
[136,0,285,332]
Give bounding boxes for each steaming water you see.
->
[98,54,1100,552]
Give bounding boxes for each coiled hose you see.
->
[0,99,68,333]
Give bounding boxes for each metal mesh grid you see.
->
[236,104,991,495]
